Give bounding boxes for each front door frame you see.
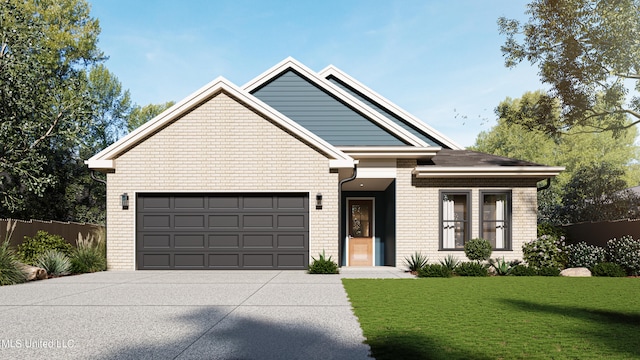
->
[345,197,375,266]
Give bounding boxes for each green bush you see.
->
[17,231,73,266]
[606,236,640,275]
[536,266,560,276]
[537,223,565,238]
[403,252,428,272]
[509,264,538,276]
[464,238,492,262]
[308,250,339,274]
[488,257,521,276]
[439,254,460,272]
[36,250,71,276]
[591,262,626,277]
[566,242,605,269]
[417,264,452,278]
[70,232,106,274]
[455,261,489,277]
[522,235,567,270]
[0,240,27,286]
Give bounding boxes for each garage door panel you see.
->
[174,234,205,248]
[174,253,205,268]
[209,234,240,248]
[142,253,171,268]
[277,234,306,248]
[209,215,240,228]
[174,215,205,228]
[142,234,171,248]
[209,254,240,268]
[174,196,205,209]
[243,215,273,228]
[277,196,305,209]
[142,215,171,229]
[209,197,240,209]
[243,197,274,209]
[243,234,274,248]
[137,193,308,270]
[277,215,306,228]
[243,254,274,267]
[277,254,306,268]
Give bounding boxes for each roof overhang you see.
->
[86,76,355,171]
[412,166,565,179]
[339,146,441,159]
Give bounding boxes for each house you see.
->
[86,57,563,270]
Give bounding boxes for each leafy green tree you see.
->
[472,91,640,223]
[127,101,175,132]
[0,0,102,214]
[557,163,640,224]
[499,0,640,134]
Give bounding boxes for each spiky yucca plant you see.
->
[403,252,429,272]
[37,249,71,276]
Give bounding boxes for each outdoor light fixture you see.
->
[121,193,129,210]
[316,193,323,210]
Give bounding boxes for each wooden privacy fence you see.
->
[561,218,640,247]
[0,218,105,248]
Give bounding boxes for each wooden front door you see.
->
[348,199,373,266]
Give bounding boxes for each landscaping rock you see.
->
[560,267,591,277]
[18,263,47,281]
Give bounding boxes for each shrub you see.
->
[308,250,339,274]
[70,232,106,274]
[455,261,489,277]
[36,250,71,276]
[417,264,452,278]
[403,252,428,272]
[488,257,521,276]
[0,240,27,286]
[17,231,73,266]
[591,262,626,277]
[522,235,567,270]
[566,242,605,269]
[464,238,492,262]
[537,223,565,238]
[509,264,538,276]
[536,266,560,276]
[606,235,640,275]
[439,254,460,272]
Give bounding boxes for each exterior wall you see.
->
[395,159,538,267]
[106,91,339,270]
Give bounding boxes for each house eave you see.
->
[412,166,565,179]
[339,146,441,159]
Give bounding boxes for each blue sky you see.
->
[90,0,544,147]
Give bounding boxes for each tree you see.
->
[557,163,640,224]
[0,0,102,214]
[499,0,640,135]
[472,91,640,223]
[127,101,175,132]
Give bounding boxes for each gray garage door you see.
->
[136,193,309,270]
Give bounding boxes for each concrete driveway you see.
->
[0,268,411,360]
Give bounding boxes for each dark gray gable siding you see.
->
[326,75,449,148]
[250,70,409,146]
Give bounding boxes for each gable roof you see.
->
[242,57,433,148]
[86,77,355,170]
[319,65,463,150]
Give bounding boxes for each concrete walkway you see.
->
[0,268,412,360]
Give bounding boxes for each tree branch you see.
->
[29,111,62,150]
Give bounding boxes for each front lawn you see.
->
[342,277,640,360]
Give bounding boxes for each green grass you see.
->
[342,277,640,360]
